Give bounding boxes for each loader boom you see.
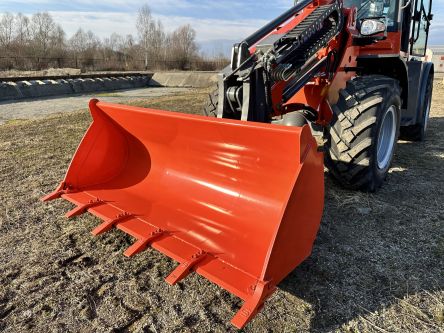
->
[218,0,343,123]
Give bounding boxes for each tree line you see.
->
[0,5,228,72]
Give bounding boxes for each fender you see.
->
[356,56,410,120]
[413,61,434,124]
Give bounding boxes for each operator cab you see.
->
[342,0,432,57]
[339,0,434,136]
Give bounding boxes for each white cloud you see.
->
[9,0,291,11]
[47,10,267,43]
[2,0,289,54]
[2,0,302,47]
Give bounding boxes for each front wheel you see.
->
[325,76,402,192]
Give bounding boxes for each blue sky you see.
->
[1,0,443,54]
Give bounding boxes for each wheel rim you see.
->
[423,83,432,132]
[377,105,397,170]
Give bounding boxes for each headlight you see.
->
[360,19,386,36]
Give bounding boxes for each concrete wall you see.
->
[0,75,152,102]
[150,72,218,88]
[0,71,219,102]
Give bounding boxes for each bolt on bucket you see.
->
[43,99,325,328]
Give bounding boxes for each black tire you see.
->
[400,74,434,142]
[203,85,218,117]
[325,75,402,192]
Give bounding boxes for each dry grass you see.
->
[0,84,443,333]
[121,88,212,114]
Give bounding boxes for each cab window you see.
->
[343,0,398,27]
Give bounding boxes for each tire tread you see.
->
[326,75,401,191]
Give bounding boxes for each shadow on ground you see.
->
[280,118,444,332]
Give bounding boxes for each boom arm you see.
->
[217,0,343,124]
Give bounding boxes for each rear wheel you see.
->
[325,76,402,192]
[203,85,218,117]
[400,74,433,141]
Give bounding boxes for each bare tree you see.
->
[101,33,135,69]
[70,29,100,54]
[124,34,135,51]
[0,9,222,72]
[69,28,88,54]
[51,25,66,55]
[170,24,198,69]
[0,13,15,48]
[136,4,156,69]
[31,12,56,55]
[85,30,100,50]
[151,20,165,61]
[15,13,31,46]
[109,33,124,52]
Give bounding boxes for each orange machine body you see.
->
[269,2,403,121]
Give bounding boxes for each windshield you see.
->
[343,0,398,27]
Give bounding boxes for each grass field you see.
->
[0,84,443,333]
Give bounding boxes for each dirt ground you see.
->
[0,87,191,125]
[0,83,443,333]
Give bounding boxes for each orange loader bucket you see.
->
[43,100,325,328]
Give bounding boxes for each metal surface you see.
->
[423,80,432,131]
[244,0,312,47]
[43,99,325,329]
[377,105,397,169]
[274,3,342,66]
[283,57,328,102]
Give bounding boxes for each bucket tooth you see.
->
[166,251,208,285]
[231,281,276,329]
[66,198,104,219]
[92,212,134,236]
[124,229,165,257]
